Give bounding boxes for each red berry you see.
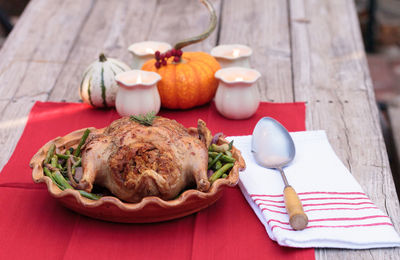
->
[171,49,177,56]
[155,61,161,68]
[155,51,160,59]
[160,53,165,60]
[176,49,183,57]
[173,56,180,62]
[162,59,167,66]
[165,51,172,58]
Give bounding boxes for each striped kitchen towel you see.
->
[228,131,400,248]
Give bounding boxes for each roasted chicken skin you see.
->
[78,116,211,203]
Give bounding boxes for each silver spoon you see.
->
[251,117,308,230]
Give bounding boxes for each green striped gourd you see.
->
[80,54,131,108]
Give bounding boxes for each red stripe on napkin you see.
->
[271,222,394,231]
[253,196,372,204]
[303,207,379,212]
[261,206,380,215]
[257,201,375,208]
[0,101,314,260]
[302,202,375,207]
[267,215,391,225]
[251,191,368,197]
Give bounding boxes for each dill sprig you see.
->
[130,111,157,126]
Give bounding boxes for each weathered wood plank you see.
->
[388,97,400,162]
[218,0,293,102]
[49,0,158,102]
[289,0,400,258]
[0,0,95,100]
[388,96,400,193]
[0,0,96,171]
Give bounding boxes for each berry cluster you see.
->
[155,49,183,68]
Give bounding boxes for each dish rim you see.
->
[30,127,246,212]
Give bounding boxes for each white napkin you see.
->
[228,131,400,249]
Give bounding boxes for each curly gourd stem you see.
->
[173,0,217,50]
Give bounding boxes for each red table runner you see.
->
[0,101,314,260]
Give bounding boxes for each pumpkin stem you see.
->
[99,53,107,62]
[173,0,217,50]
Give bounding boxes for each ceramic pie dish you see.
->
[30,127,246,223]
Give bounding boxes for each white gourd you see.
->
[80,54,131,108]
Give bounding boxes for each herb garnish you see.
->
[130,111,157,126]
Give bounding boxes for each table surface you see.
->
[0,0,399,259]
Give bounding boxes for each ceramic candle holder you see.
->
[214,67,261,119]
[211,44,252,68]
[115,70,162,117]
[128,41,172,69]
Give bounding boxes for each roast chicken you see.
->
[77,116,211,203]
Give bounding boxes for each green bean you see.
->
[222,173,228,178]
[51,155,58,168]
[79,190,101,200]
[208,152,217,158]
[43,167,64,190]
[44,144,56,165]
[73,158,81,168]
[43,167,53,179]
[225,150,232,157]
[57,153,80,163]
[221,155,235,163]
[45,164,58,172]
[208,152,236,163]
[208,152,223,170]
[53,171,73,189]
[60,168,68,179]
[73,128,90,157]
[57,153,70,160]
[209,143,229,153]
[71,158,82,176]
[214,160,222,170]
[208,157,213,164]
[209,163,234,182]
[43,132,104,201]
[45,166,100,200]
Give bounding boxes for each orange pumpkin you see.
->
[142,52,220,109]
[141,0,221,109]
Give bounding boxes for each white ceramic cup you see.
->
[214,67,261,119]
[115,70,162,117]
[128,41,172,69]
[211,44,252,68]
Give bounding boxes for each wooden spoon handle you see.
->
[283,185,308,230]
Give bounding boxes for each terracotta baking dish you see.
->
[30,127,246,223]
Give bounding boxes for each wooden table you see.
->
[0,0,399,258]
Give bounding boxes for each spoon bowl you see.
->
[252,117,308,230]
[252,117,295,168]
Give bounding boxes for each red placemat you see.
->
[0,101,314,260]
